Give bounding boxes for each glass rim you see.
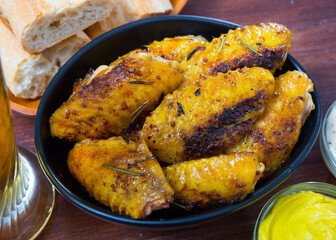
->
[320,100,336,176]
[252,181,336,240]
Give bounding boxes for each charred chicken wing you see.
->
[181,22,292,85]
[141,67,275,163]
[164,152,264,207]
[50,52,183,141]
[67,136,174,219]
[226,71,314,177]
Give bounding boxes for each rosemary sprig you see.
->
[171,202,190,211]
[127,100,149,124]
[217,35,226,55]
[236,37,262,56]
[186,46,205,61]
[129,81,152,85]
[102,164,146,176]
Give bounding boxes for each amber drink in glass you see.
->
[0,65,54,240]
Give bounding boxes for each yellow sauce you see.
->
[259,191,336,240]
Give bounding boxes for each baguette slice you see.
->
[121,0,173,21]
[0,17,91,99]
[85,4,127,39]
[0,17,57,99]
[0,0,114,52]
[85,0,173,39]
[43,31,91,68]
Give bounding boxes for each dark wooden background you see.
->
[13,0,336,239]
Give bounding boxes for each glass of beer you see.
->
[0,65,54,239]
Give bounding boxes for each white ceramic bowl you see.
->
[320,100,336,177]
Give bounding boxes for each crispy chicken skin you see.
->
[164,152,264,207]
[67,136,174,219]
[181,22,292,85]
[50,52,183,141]
[226,71,314,177]
[141,67,275,163]
[138,35,208,61]
[50,22,313,218]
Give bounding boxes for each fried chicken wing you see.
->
[141,67,275,163]
[67,136,174,219]
[226,71,314,176]
[181,22,292,85]
[164,152,264,207]
[50,52,183,141]
[139,35,208,61]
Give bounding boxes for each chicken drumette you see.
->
[226,71,314,177]
[164,152,264,207]
[141,67,275,163]
[181,22,292,85]
[67,136,174,219]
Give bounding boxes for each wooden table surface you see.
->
[12,0,336,239]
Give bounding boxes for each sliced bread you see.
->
[0,0,114,52]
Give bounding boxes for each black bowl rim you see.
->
[35,15,322,228]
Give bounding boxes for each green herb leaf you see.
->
[236,37,262,56]
[243,134,248,144]
[194,88,201,96]
[217,35,226,55]
[177,102,185,116]
[127,100,149,124]
[129,81,152,85]
[102,164,146,176]
[171,202,190,211]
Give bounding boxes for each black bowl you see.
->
[35,15,322,228]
